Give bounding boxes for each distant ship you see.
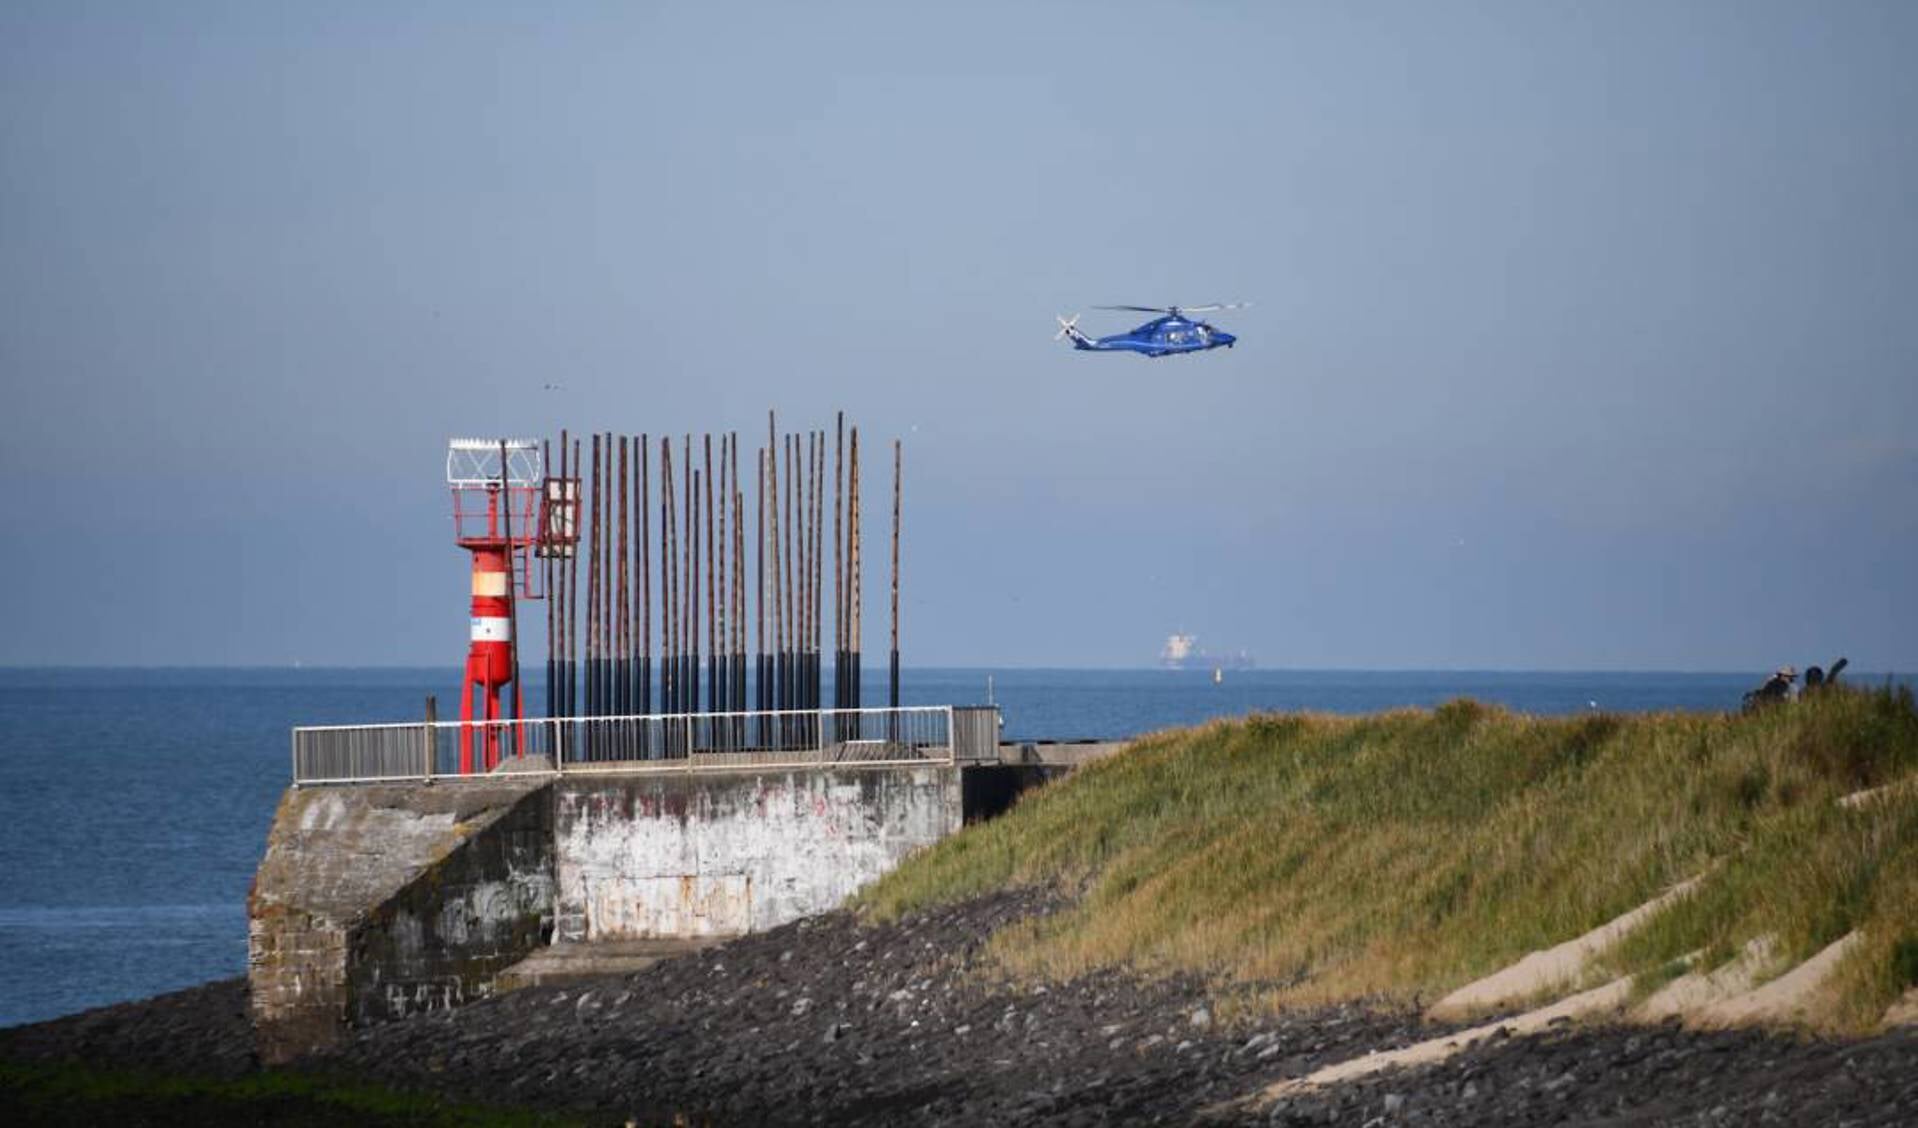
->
[1159,633,1255,671]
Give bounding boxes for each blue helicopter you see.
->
[1054,303,1247,357]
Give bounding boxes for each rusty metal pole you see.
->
[632,431,640,721]
[891,438,901,714]
[850,427,862,711]
[799,431,812,724]
[584,434,595,731]
[598,433,606,732]
[795,432,804,722]
[583,437,591,733]
[603,434,615,727]
[661,438,675,735]
[564,437,578,729]
[617,437,629,723]
[812,431,824,727]
[684,435,696,721]
[602,435,615,752]
[705,433,717,717]
[757,444,768,728]
[690,465,701,729]
[775,431,787,720]
[834,415,845,723]
[599,435,610,733]
[600,434,612,741]
[587,435,597,731]
[639,434,651,754]
[732,440,745,744]
[805,431,819,739]
[678,436,689,719]
[679,452,686,721]
[630,436,642,731]
[640,434,651,716]
[569,439,581,729]
[713,429,725,713]
[499,442,522,765]
[784,433,797,739]
[548,435,556,725]
[813,431,824,719]
[554,432,566,728]
[767,423,782,724]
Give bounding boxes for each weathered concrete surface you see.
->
[1696,930,1862,1028]
[1228,976,1637,1110]
[247,779,553,1063]
[553,768,962,942]
[495,937,724,990]
[1426,874,1704,1021]
[1000,740,1128,768]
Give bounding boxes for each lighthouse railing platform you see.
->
[290,705,999,786]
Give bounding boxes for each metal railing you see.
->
[290,705,989,786]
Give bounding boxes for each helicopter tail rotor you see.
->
[1054,313,1091,347]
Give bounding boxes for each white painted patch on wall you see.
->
[556,768,958,941]
[587,873,753,937]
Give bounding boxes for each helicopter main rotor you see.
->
[1093,302,1250,317]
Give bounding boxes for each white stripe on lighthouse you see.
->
[472,571,511,597]
[470,616,513,642]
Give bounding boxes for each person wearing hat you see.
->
[1756,666,1798,704]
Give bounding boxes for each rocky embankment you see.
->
[4,890,1915,1125]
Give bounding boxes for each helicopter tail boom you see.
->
[1054,313,1095,349]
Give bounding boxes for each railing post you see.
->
[947,705,956,764]
[291,729,300,788]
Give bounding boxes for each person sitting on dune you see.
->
[1743,666,1797,710]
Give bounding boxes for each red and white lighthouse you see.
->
[447,439,557,773]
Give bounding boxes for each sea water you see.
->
[0,665,1888,1027]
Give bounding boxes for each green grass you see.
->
[859,686,1918,1030]
[0,1061,587,1127]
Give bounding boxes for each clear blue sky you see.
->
[2,2,1913,670]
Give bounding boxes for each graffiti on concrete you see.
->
[384,976,494,1019]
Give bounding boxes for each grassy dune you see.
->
[859,687,1918,1031]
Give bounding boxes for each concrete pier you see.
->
[247,750,1099,1062]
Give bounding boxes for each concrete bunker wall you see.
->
[346,785,554,1027]
[248,779,553,1063]
[553,766,962,942]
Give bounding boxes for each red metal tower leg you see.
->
[482,685,500,770]
[459,675,476,775]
